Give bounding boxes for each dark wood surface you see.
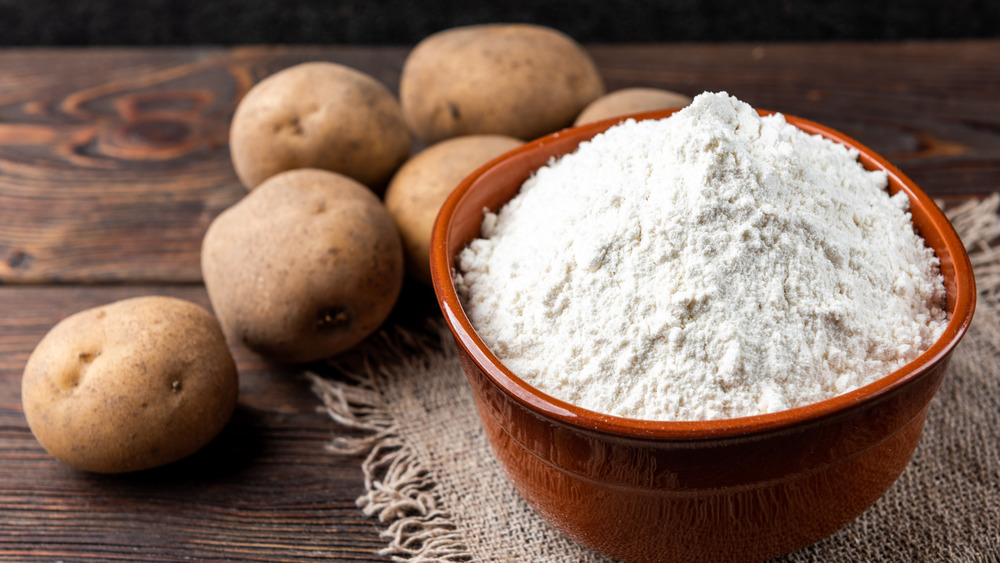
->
[1,41,998,562]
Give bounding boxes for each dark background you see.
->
[0,0,998,45]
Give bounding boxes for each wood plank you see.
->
[590,41,1000,199]
[0,47,408,285]
[0,42,997,284]
[0,284,391,562]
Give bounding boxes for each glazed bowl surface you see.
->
[429,108,976,563]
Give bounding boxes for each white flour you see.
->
[455,92,948,421]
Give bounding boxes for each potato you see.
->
[21,296,238,474]
[201,168,403,363]
[230,61,411,191]
[385,135,523,285]
[574,88,693,125]
[400,24,605,144]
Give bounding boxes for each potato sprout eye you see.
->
[316,307,351,330]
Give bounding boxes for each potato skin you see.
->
[201,168,404,363]
[21,296,238,474]
[230,62,411,191]
[574,88,693,125]
[400,24,605,144]
[385,135,522,285]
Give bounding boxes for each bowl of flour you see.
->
[430,92,976,563]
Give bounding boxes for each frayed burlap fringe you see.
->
[309,330,471,562]
[312,194,1000,562]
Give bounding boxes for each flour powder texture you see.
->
[455,91,948,421]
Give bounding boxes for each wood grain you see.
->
[590,41,1000,201]
[0,42,997,562]
[0,42,997,283]
[0,47,409,284]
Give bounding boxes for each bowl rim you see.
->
[430,107,977,441]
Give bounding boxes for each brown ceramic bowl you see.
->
[429,109,976,563]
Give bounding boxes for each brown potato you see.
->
[385,135,523,285]
[574,88,693,125]
[201,168,403,363]
[230,61,411,192]
[21,296,238,474]
[400,24,605,144]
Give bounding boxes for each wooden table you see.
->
[1,41,997,561]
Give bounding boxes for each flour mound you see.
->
[455,92,948,421]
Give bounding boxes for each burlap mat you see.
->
[312,195,1000,562]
